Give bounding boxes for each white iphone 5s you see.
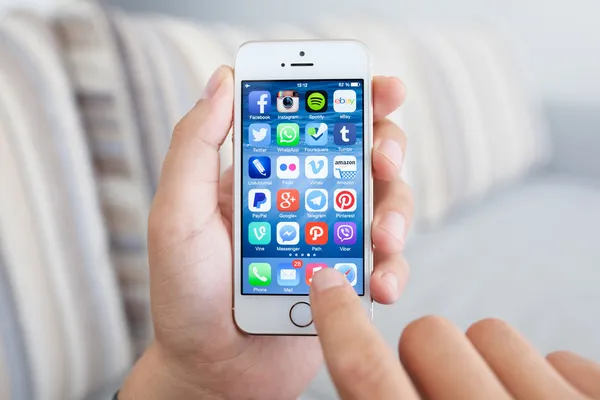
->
[233,41,372,335]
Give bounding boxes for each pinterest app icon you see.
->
[334,189,357,212]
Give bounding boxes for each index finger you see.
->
[310,268,418,400]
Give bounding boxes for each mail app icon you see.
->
[277,263,300,286]
[280,269,296,280]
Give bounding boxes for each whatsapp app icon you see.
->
[276,123,300,146]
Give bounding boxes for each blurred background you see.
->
[0,0,599,399]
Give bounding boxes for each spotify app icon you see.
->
[305,90,328,112]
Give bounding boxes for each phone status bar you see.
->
[243,81,361,89]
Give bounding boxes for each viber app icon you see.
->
[249,91,271,114]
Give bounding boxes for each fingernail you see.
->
[378,212,406,245]
[376,139,404,171]
[381,272,398,291]
[201,66,226,99]
[312,268,346,293]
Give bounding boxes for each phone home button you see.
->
[289,302,313,328]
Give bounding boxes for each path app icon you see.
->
[305,222,328,245]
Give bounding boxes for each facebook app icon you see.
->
[249,91,271,114]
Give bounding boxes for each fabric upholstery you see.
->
[0,9,131,399]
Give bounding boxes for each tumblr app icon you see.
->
[248,189,271,212]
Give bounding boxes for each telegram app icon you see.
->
[305,189,328,212]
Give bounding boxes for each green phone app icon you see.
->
[248,263,271,286]
[276,123,300,146]
[248,222,271,245]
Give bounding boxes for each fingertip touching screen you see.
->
[241,79,365,296]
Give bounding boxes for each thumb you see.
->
[310,268,418,400]
[149,66,233,252]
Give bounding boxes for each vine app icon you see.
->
[305,90,328,112]
[276,123,300,146]
[248,222,271,245]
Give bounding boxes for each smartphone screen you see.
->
[241,79,365,296]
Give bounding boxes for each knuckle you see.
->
[171,100,211,143]
[396,181,414,212]
[172,116,191,142]
[546,350,573,363]
[332,340,391,385]
[379,181,414,223]
[466,318,510,341]
[379,118,407,147]
[400,315,452,354]
[318,289,358,322]
[403,181,414,202]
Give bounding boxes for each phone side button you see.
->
[289,302,313,328]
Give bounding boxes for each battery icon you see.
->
[350,82,360,87]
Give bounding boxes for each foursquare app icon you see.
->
[305,90,328,112]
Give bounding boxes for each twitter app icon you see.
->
[249,123,271,146]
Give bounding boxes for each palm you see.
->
[149,166,322,400]
[143,70,410,400]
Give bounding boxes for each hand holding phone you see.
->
[120,64,412,400]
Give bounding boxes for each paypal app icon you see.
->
[248,91,271,114]
[249,123,271,146]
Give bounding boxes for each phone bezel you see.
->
[233,40,373,335]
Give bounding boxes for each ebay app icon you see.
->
[334,222,357,245]
[333,90,357,112]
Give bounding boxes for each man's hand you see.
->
[311,268,600,400]
[120,66,413,399]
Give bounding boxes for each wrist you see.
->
[119,342,223,400]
